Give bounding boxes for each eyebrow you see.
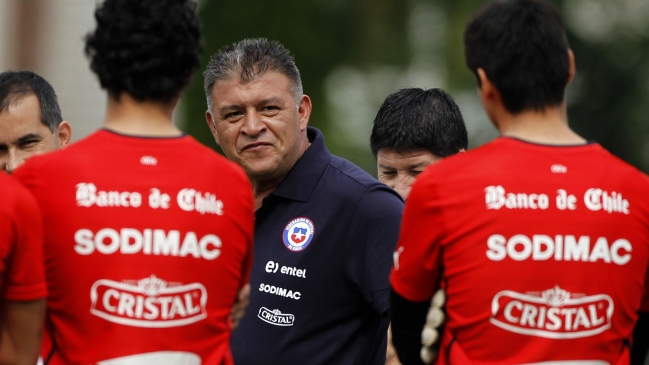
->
[378,162,430,170]
[16,133,43,144]
[218,97,285,116]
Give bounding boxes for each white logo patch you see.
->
[490,286,613,339]
[90,275,207,328]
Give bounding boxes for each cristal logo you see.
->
[490,286,613,339]
[90,275,207,328]
[258,307,295,326]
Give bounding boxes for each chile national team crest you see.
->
[283,217,315,252]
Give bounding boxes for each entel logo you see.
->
[490,286,613,339]
[90,275,207,328]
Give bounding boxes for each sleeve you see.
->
[230,163,255,290]
[2,182,47,301]
[239,177,255,289]
[346,185,404,317]
[631,311,649,365]
[389,175,445,303]
[390,289,428,365]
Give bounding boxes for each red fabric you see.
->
[0,173,46,301]
[14,130,254,365]
[390,138,649,364]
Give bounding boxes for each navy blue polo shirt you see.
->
[231,127,404,365]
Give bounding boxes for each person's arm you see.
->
[230,284,250,329]
[347,185,404,317]
[389,173,445,364]
[0,299,45,365]
[632,312,649,364]
[390,290,429,365]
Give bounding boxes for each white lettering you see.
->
[486,234,632,265]
[584,188,629,214]
[74,228,221,260]
[76,183,141,208]
[486,234,507,261]
[177,189,224,215]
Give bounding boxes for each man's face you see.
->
[377,148,441,200]
[206,71,311,184]
[0,94,70,173]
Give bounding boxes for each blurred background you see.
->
[1,0,649,176]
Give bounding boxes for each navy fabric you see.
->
[231,127,404,365]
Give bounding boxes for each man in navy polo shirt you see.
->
[204,38,404,365]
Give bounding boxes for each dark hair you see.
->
[84,0,202,102]
[464,0,570,113]
[370,88,468,158]
[0,70,63,132]
[203,38,303,112]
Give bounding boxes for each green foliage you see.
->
[182,0,649,175]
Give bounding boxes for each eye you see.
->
[380,170,397,177]
[261,105,280,113]
[19,139,40,148]
[224,111,243,120]
[411,170,424,177]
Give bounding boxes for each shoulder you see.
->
[183,136,249,180]
[325,155,403,211]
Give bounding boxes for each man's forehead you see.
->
[377,148,441,168]
[0,94,47,136]
[212,72,292,101]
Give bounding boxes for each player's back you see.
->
[415,137,649,364]
[14,129,254,365]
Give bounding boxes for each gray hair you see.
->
[203,38,303,112]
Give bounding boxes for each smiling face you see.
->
[0,94,70,173]
[376,148,441,200]
[206,71,312,187]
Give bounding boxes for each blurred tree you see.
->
[182,0,649,175]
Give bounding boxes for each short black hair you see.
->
[370,88,468,158]
[204,38,303,112]
[0,70,63,132]
[85,0,202,103]
[464,0,570,113]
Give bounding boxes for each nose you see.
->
[4,151,24,174]
[394,178,412,201]
[241,110,266,137]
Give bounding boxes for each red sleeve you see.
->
[389,174,444,302]
[235,165,255,289]
[3,178,47,301]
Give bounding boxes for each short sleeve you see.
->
[389,174,444,303]
[346,185,404,317]
[2,179,47,301]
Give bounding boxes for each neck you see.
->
[496,104,586,145]
[103,94,182,136]
[253,184,279,210]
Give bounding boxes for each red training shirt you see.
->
[0,172,47,301]
[390,138,649,364]
[14,130,254,365]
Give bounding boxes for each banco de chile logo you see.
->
[283,217,315,252]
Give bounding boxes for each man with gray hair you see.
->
[204,38,404,365]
